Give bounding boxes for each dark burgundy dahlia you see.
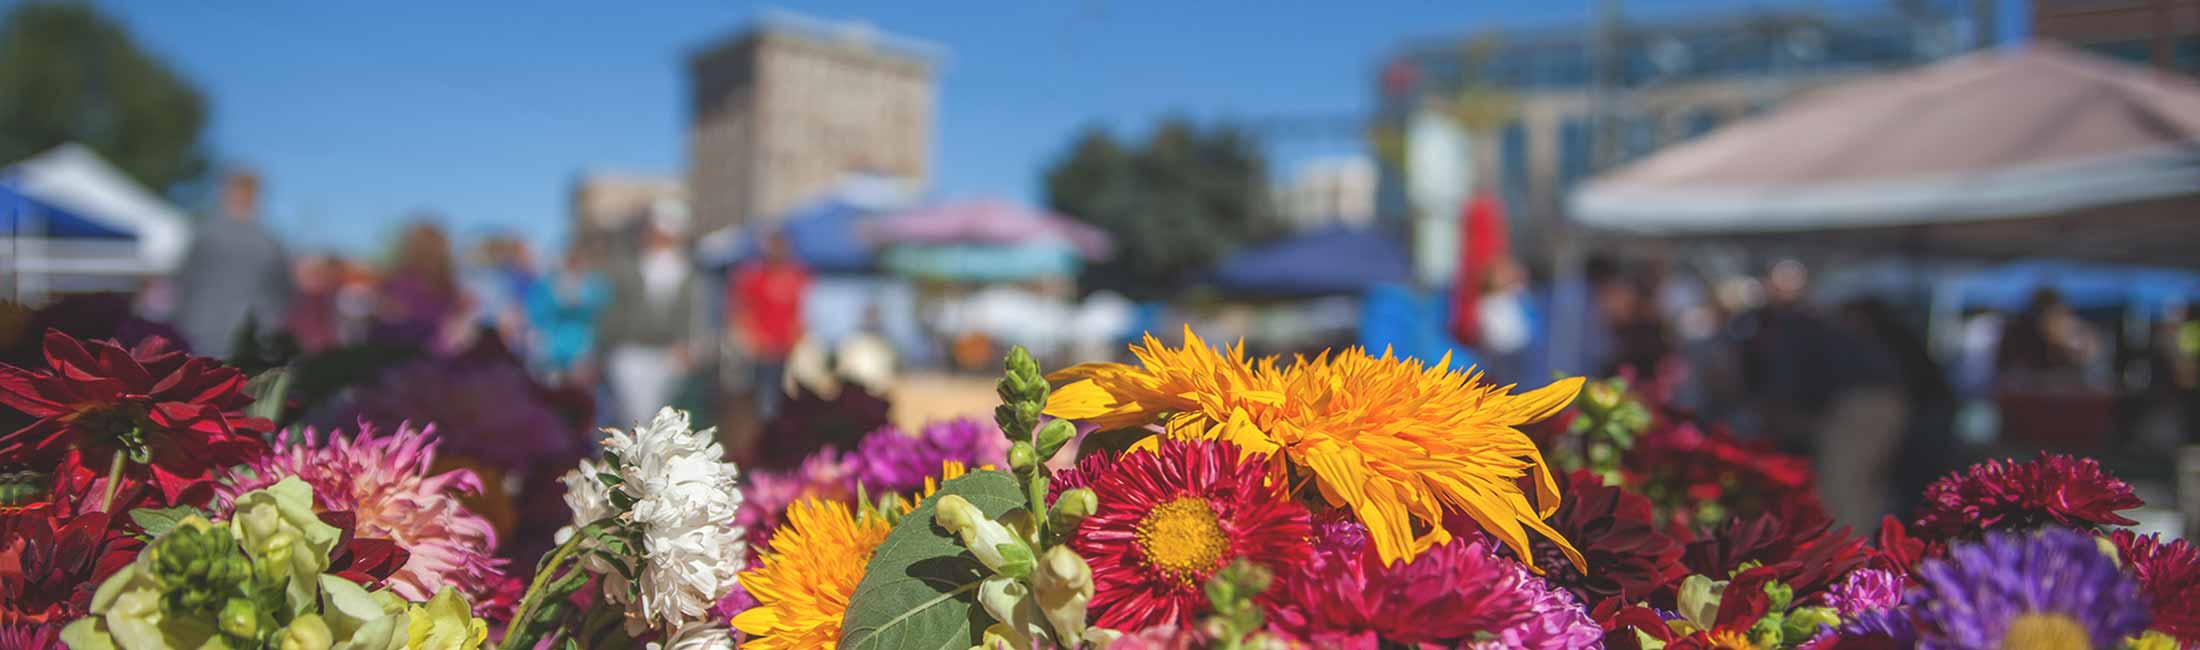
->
[1911,452,2142,541]
[1505,469,1685,613]
[2109,529,2200,644]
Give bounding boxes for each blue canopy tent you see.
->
[699,197,880,274]
[1207,226,1413,297]
[879,241,1083,282]
[1953,260,2200,316]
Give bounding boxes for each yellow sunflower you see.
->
[731,498,893,650]
[1046,327,1586,571]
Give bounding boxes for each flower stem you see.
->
[501,522,609,650]
[99,452,125,512]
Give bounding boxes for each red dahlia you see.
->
[1911,452,2141,541]
[0,510,141,625]
[1070,439,1311,631]
[2109,529,2200,643]
[1674,511,1867,607]
[0,331,270,505]
[1503,470,1685,615]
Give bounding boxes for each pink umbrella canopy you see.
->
[1571,44,2200,265]
[862,198,1113,260]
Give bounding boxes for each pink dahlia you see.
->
[220,422,506,605]
[1912,452,2142,541]
[1271,535,1539,646]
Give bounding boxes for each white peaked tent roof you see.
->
[1570,44,2200,265]
[5,143,194,273]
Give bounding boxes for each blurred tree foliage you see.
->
[1044,119,1281,299]
[0,3,209,194]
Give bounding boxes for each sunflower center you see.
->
[2004,613,2091,650]
[1136,496,1228,581]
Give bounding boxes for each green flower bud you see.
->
[1033,419,1076,461]
[219,597,262,639]
[231,477,341,613]
[1762,580,1794,613]
[1007,441,1039,473]
[146,517,255,620]
[1050,488,1098,531]
[1783,606,1840,643]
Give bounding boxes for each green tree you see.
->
[1043,119,1279,299]
[0,3,209,194]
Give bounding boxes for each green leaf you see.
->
[839,470,1025,650]
[242,367,291,422]
[128,505,203,538]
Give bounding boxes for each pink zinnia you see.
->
[220,422,505,604]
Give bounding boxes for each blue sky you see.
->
[96,0,2018,256]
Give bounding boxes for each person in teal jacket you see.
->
[526,245,611,380]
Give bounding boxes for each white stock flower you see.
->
[594,406,748,633]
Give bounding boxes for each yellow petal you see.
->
[1494,376,1586,424]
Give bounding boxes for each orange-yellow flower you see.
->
[731,498,892,650]
[1046,327,1585,571]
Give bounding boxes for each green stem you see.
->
[501,522,607,650]
[99,452,126,512]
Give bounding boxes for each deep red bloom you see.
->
[0,331,270,505]
[1867,515,1938,575]
[1674,511,1867,608]
[0,510,142,625]
[1624,420,1824,530]
[1070,439,1311,631]
[318,510,413,591]
[1503,470,1686,615]
[2109,529,2200,643]
[1270,536,1538,645]
[1911,452,2142,541]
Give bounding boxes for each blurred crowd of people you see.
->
[1460,251,2200,530]
[151,170,838,439]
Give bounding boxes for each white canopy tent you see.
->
[2,144,194,298]
[1569,44,2200,266]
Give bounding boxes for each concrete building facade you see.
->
[687,15,937,236]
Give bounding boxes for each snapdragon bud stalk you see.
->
[937,495,1035,578]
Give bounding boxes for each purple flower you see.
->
[1312,510,1370,558]
[1468,559,1603,650]
[1826,568,1907,616]
[735,449,856,548]
[344,354,581,471]
[848,418,1005,493]
[1913,529,2149,650]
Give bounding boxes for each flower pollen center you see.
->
[2004,613,2091,650]
[1136,496,1227,582]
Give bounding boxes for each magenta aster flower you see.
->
[1912,529,2148,650]
[220,422,506,605]
[849,418,1005,494]
[1466,557,1602,650]
[1271,535,1538,645]
[734,448,856,548]
[1072,439,1312,631]
[0,623,62,650]
[1912,453,2142,541]
[1825,568,1907,617]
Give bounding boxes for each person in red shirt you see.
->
[729,233,810,415]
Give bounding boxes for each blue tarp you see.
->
[1954,261,2200,316]
[880,241,1082,282]
[1358,283,1479,373]
[1208,226,1413,296]
[714,198,879,274]
[0,181,133,239]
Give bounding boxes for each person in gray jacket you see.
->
[595,200,707,426]
[171,169,291,359]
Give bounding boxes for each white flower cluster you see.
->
[558,407,746,639]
